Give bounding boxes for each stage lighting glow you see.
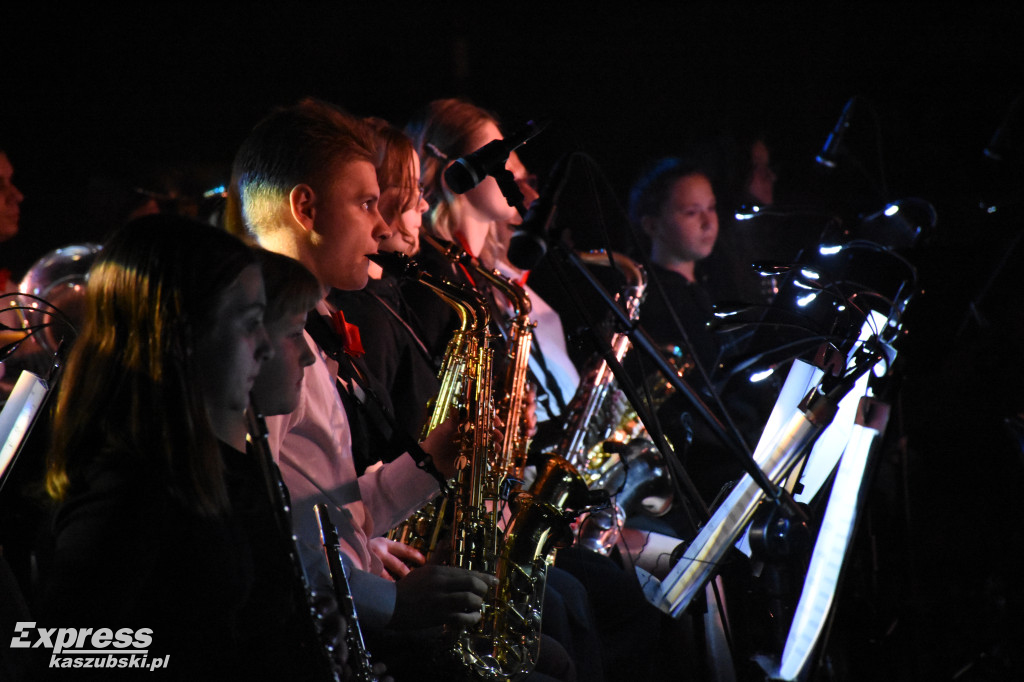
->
[799,268,820,280]
[796,292,818,307]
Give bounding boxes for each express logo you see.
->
[10,622,169,671]
[10,622,152,653]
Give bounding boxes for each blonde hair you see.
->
[405,98,505,265]
[232,98,375,239]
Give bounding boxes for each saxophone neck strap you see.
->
[305,309,449,495]
[530,335,569,415]
[365,288,434,365]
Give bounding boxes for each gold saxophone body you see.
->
[466,257,535,484]
[382,242,592,680]
[433,239,593,681]
[551,251,678,554]
[381,252,490,557]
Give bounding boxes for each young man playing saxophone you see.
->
[231,99,574,682]
[232,98,494,633]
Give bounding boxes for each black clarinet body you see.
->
[246,398,342,681]
[315,503,379,682]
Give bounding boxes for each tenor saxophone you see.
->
[552,251,677,554]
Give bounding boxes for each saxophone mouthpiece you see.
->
[368,250,419,278]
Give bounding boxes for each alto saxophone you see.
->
[374,251,492,558]
[481,264,534,485]
[418,233,536,483]
[552,251,676,554]
[423,237,599,681]
[377,244,594,680]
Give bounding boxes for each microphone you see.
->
[444,119,549,194]
[815,96,857,169]
[507,153,573,271]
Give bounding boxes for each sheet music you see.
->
[656,406,820,617]
[0,371,49,489]
[778,402,888,680]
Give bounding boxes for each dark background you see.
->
[2,5,1023,268]
[4,5,1024,680]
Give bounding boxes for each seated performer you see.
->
[680,128,780,308]
[231,96,488,622]
[251,247,398,682]
[0,143,24,253]
[329,117,439,471]
[33,215,335,680]
[250,248,319,420]
[629,156,768,508]
[407,97,691,682]
[232,99,574,681]
[402,99,543,359]
[630,157,721,368]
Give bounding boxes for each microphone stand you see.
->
[545,245,709,533]
[490,167,714,527]
[492,165,528,219]
[553,244,800,517]
[489,160,799,524]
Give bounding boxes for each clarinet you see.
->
[246,398,341,682]
[315,503,379,682]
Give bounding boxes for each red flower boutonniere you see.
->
[329,309,365,358]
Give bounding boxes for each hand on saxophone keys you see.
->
[418,413,461,479]
[369,537,426,579]
[388,564,499,629]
